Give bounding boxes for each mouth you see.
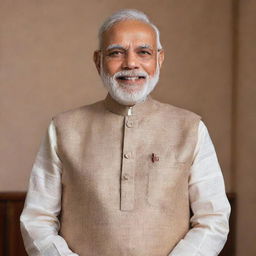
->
[116,75,146,81]
[116,75,146,86]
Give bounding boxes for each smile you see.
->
[117,75,146,81]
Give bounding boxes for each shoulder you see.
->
[151,98,202,121]
[52,99,104,127]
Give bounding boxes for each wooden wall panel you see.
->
[0,192,235,256]
[0,202,5,256]
[220,193,236,256]
[7,201,27,256]
[0,193,27,256]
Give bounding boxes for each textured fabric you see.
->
[20,94,230,256]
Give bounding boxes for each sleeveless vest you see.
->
[54,94,201,256]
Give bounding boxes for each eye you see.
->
[108,51,124,57]
[138,50,152,56]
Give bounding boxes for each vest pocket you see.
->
[146,162,188,212]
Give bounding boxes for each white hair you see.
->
[98,9,162,50]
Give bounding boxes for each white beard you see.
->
[100,62,160,106]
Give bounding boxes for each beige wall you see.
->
[0,0,233,191]
[235,1,256,255]
[0,0,255,255]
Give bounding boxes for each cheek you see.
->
[103,59,122,75]
[142,61,157,76]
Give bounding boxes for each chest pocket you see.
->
[146,147,190,213]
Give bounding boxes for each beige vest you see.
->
[54,94,201,256]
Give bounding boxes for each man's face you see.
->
[94,19,164,105]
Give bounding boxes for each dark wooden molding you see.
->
[0,192,26,201]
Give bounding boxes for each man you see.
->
[20,9,231,256]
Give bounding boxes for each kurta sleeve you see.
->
[169,120,231,256]
[20,119,79,256]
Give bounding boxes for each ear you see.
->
[157,49,165,68]
[93,50,101,74]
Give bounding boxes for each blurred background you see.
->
[0,0,255,255]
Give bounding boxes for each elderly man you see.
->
[20,9,231,256]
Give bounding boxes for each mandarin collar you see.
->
[103,93,154,116]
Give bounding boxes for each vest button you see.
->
[126,120,133,128]
[124,153,131,159]
[122,174,129,180]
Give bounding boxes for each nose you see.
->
[121,51,139,70]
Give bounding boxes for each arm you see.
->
[20,120,79,256]
[169,120,231,256]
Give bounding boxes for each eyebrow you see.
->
[106,44,154,51]
[138,44,153,50]
[106,44,126,51]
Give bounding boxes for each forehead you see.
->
[102,19,157,49]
